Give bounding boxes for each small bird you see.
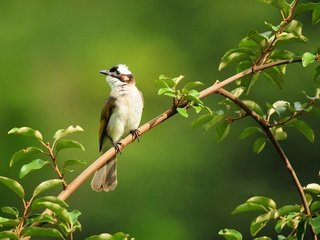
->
[91,64,144,192]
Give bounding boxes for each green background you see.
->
[0,1,319,239]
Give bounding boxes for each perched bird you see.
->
[91,64,144,192]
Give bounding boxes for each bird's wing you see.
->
[99,96,116,152]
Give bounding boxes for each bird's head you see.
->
[100,64,135,87]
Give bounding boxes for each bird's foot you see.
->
[130,129,141,142]
[112,141,124,154]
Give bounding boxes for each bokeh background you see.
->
[0,1,319,239]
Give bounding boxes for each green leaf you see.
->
[157,75,176,88]
[27,213,56,224]
[0,216,20,227]
[239,31,269,52]
[56,139,85,152]
[311,201,320,213]
[247,196,276,210]
[302,52,316,67]
[183,81,204,91]
[313,7,320,25]
[9,147,44,167]
[269,50,295,61]
[271,100,290,115]
[243,100,264,116]
[273,127,287,141]
[19,159,50,179]
[32,196,69,208]
[239,127,262,139]
[296,218,307,240]
[8,127,43,141]
[1,206,19,218]
[31,202,69,222]
[253,137,266,153]
[0,176,25,199]
[232,202,268,214]
[68,209,81,225]
[158,87,176,96]
[176,107,188,118]
[218,228,242,240]
[85,232,132,240]
[314,65,320,85]
[254,237,272,240]
[309,216,320,234]
[203,112,225,131]
[237,61,260,93]
[219,48,255,71]
[275,205,301,218]
[22,227,65,239]
[296,3,320,15]
[263,67,284,89]
[32,179,65,198]
[191,114,214,128]
[53,125,84,143]
[304,183,320,194]
[216,121,230,142]
[250,220,267,237]
[275,33,307,45]
[63,159,87,170]
[0,231,19,240]
[288,119,314,142]
[258,0,290,14]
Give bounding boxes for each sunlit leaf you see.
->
[312,7,320,25]
[63,159,87,170]
[32,196,69,209]
[183,81,204,91]
[250,220,267,237]
[176,107,188,118]
[254,237,272,240]
[19,159,50,179]
[247,196,277,210]
[269,50,295,61]
[258,0,290,15]
[0,216,19,227]
[0,176,25,199]
[53,125,84,142]
[9,147,44,167]
[8,127,43,141]
[56,139,85,152]
[232,202,268,214]
[21,227,65,239]
[275,205,301,218]
[27,214,56,225]
[218,228,242,240]
[32,179,65,198]
[85,232,133,240]
[302,52,316,67]
[253,137,266,153]
[31,201,69,223]
[304,183,320,194]
[158,87,175,96]
[243,100,264,116]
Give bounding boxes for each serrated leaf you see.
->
[239,127,262,140]
[19,159,50,179]
[1,206,19,218]
[216,121,230,142]
[8,127,43,141]
[253,138,266,153]
[232,202,268,214]
[0,176,25,199]
[32,196,69,208]
[289,119,314,142]
[22,227,65,239]
[219,48,255,71]
[302,52,316,67]
[0,231,19,240]
[56,139,85,152]
[9,147,44,167]
[218,228,243,240]
[53,125,84,142]
[176,107,188,118]
[32,179,65,198]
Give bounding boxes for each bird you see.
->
[91,64,144,192]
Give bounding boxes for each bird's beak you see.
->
[99,70,110,75]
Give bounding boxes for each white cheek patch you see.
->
[117,64,132,75]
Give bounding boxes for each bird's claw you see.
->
[130,129,141,142]
[112,141,124,154]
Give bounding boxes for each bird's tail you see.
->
[91,156,118,192]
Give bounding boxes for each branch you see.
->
[57,58,302,202]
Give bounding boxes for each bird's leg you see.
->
[130,129,141,142]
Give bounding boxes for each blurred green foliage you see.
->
[0,1,319,239]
